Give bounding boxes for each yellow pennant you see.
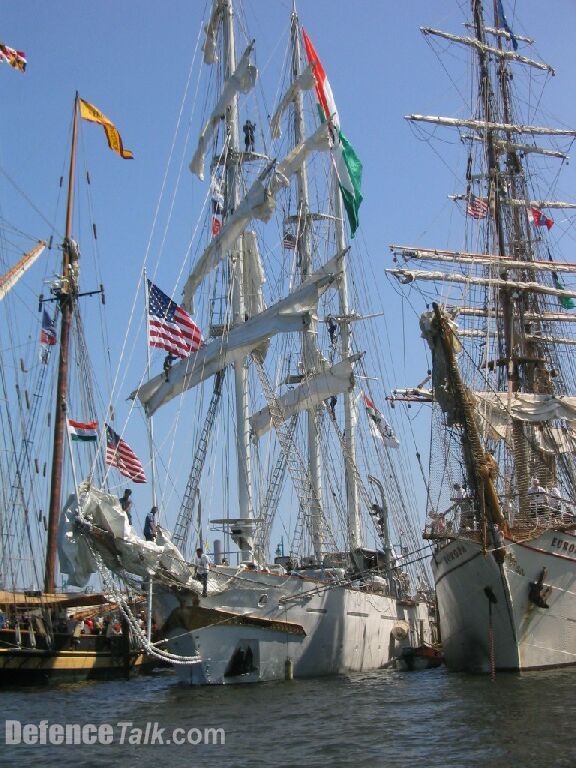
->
[79,98,133,159]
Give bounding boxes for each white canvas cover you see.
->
[58,483,192,588]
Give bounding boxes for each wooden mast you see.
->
[44,92,80,593]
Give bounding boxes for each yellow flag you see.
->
[79,98,133,159]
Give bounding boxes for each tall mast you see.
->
[290,8,323,561]
[45,92,80,592]
[334,175,360,550]
[223,0,253,555]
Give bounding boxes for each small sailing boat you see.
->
[61,0,437,684]
[0,93,149,684]
[388,1,576,673]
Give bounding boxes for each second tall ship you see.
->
[389,0,576,672]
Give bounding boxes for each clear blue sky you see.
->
[2,1,576,559]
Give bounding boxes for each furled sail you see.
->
[182,170,275,311]
[473,391,576,425]
[249,353,362,438]
[242,230,266,318]
[202,0,224,65]
[270,122,332,193]
[270,64,315,139]
[183,124,332,310]
[133,254,344,415]
[190,42,257,180]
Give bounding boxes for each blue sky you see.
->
[2,1,576,564]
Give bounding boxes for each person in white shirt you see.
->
[195,547,210,597]
[528,477,546,519]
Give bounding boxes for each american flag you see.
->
[283,231,297,249]
[105,424,146,483]
[40,310,57,346]
[147,279,202,358]
[467,195,489,219]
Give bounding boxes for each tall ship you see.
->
[388,0,576,672]
[60,0,437,684]
[0,92,149,684]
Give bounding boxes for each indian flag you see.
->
[302,28,363,237]
[68,419,98,442]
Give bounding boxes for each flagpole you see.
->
[143,268,156,642]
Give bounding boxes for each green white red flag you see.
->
[302,28,363,237]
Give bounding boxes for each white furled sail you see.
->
[270,121,332,193]
[202,0,225,64]
[270,64,315,139]
[473,391,576,426]
[249,353,362,438]
[135,254,343,415]
[182,171,275,311]
[183,125,332,310]
[190,42,257,180]
[242,230,266,319]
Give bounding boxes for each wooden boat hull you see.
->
[433,530,576,672]
[0,630,150,686]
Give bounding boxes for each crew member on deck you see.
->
[243,119,255,152]
[195,547,210,597]
[144,506,158,542]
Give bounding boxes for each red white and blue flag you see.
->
[147,280,202,358]
[529,208,554,230]
[105,424,146,483]
[68,419,98,442]
[467,195,488,219]
[40,310,57,346]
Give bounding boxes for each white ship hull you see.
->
[154,569,433,685]
[433,530,576,672]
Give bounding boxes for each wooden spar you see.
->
[405,114,576,138]
[387,268,576,301]
[462,134,568,160]
[0,241,46,301]
[390,245,576,274]
[446,306,576,323]
[463,23,533,46]
[45,93,79,593]
[421,27,553,73]
[448,194,576,210]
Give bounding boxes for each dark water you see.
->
[1,665,574,767]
